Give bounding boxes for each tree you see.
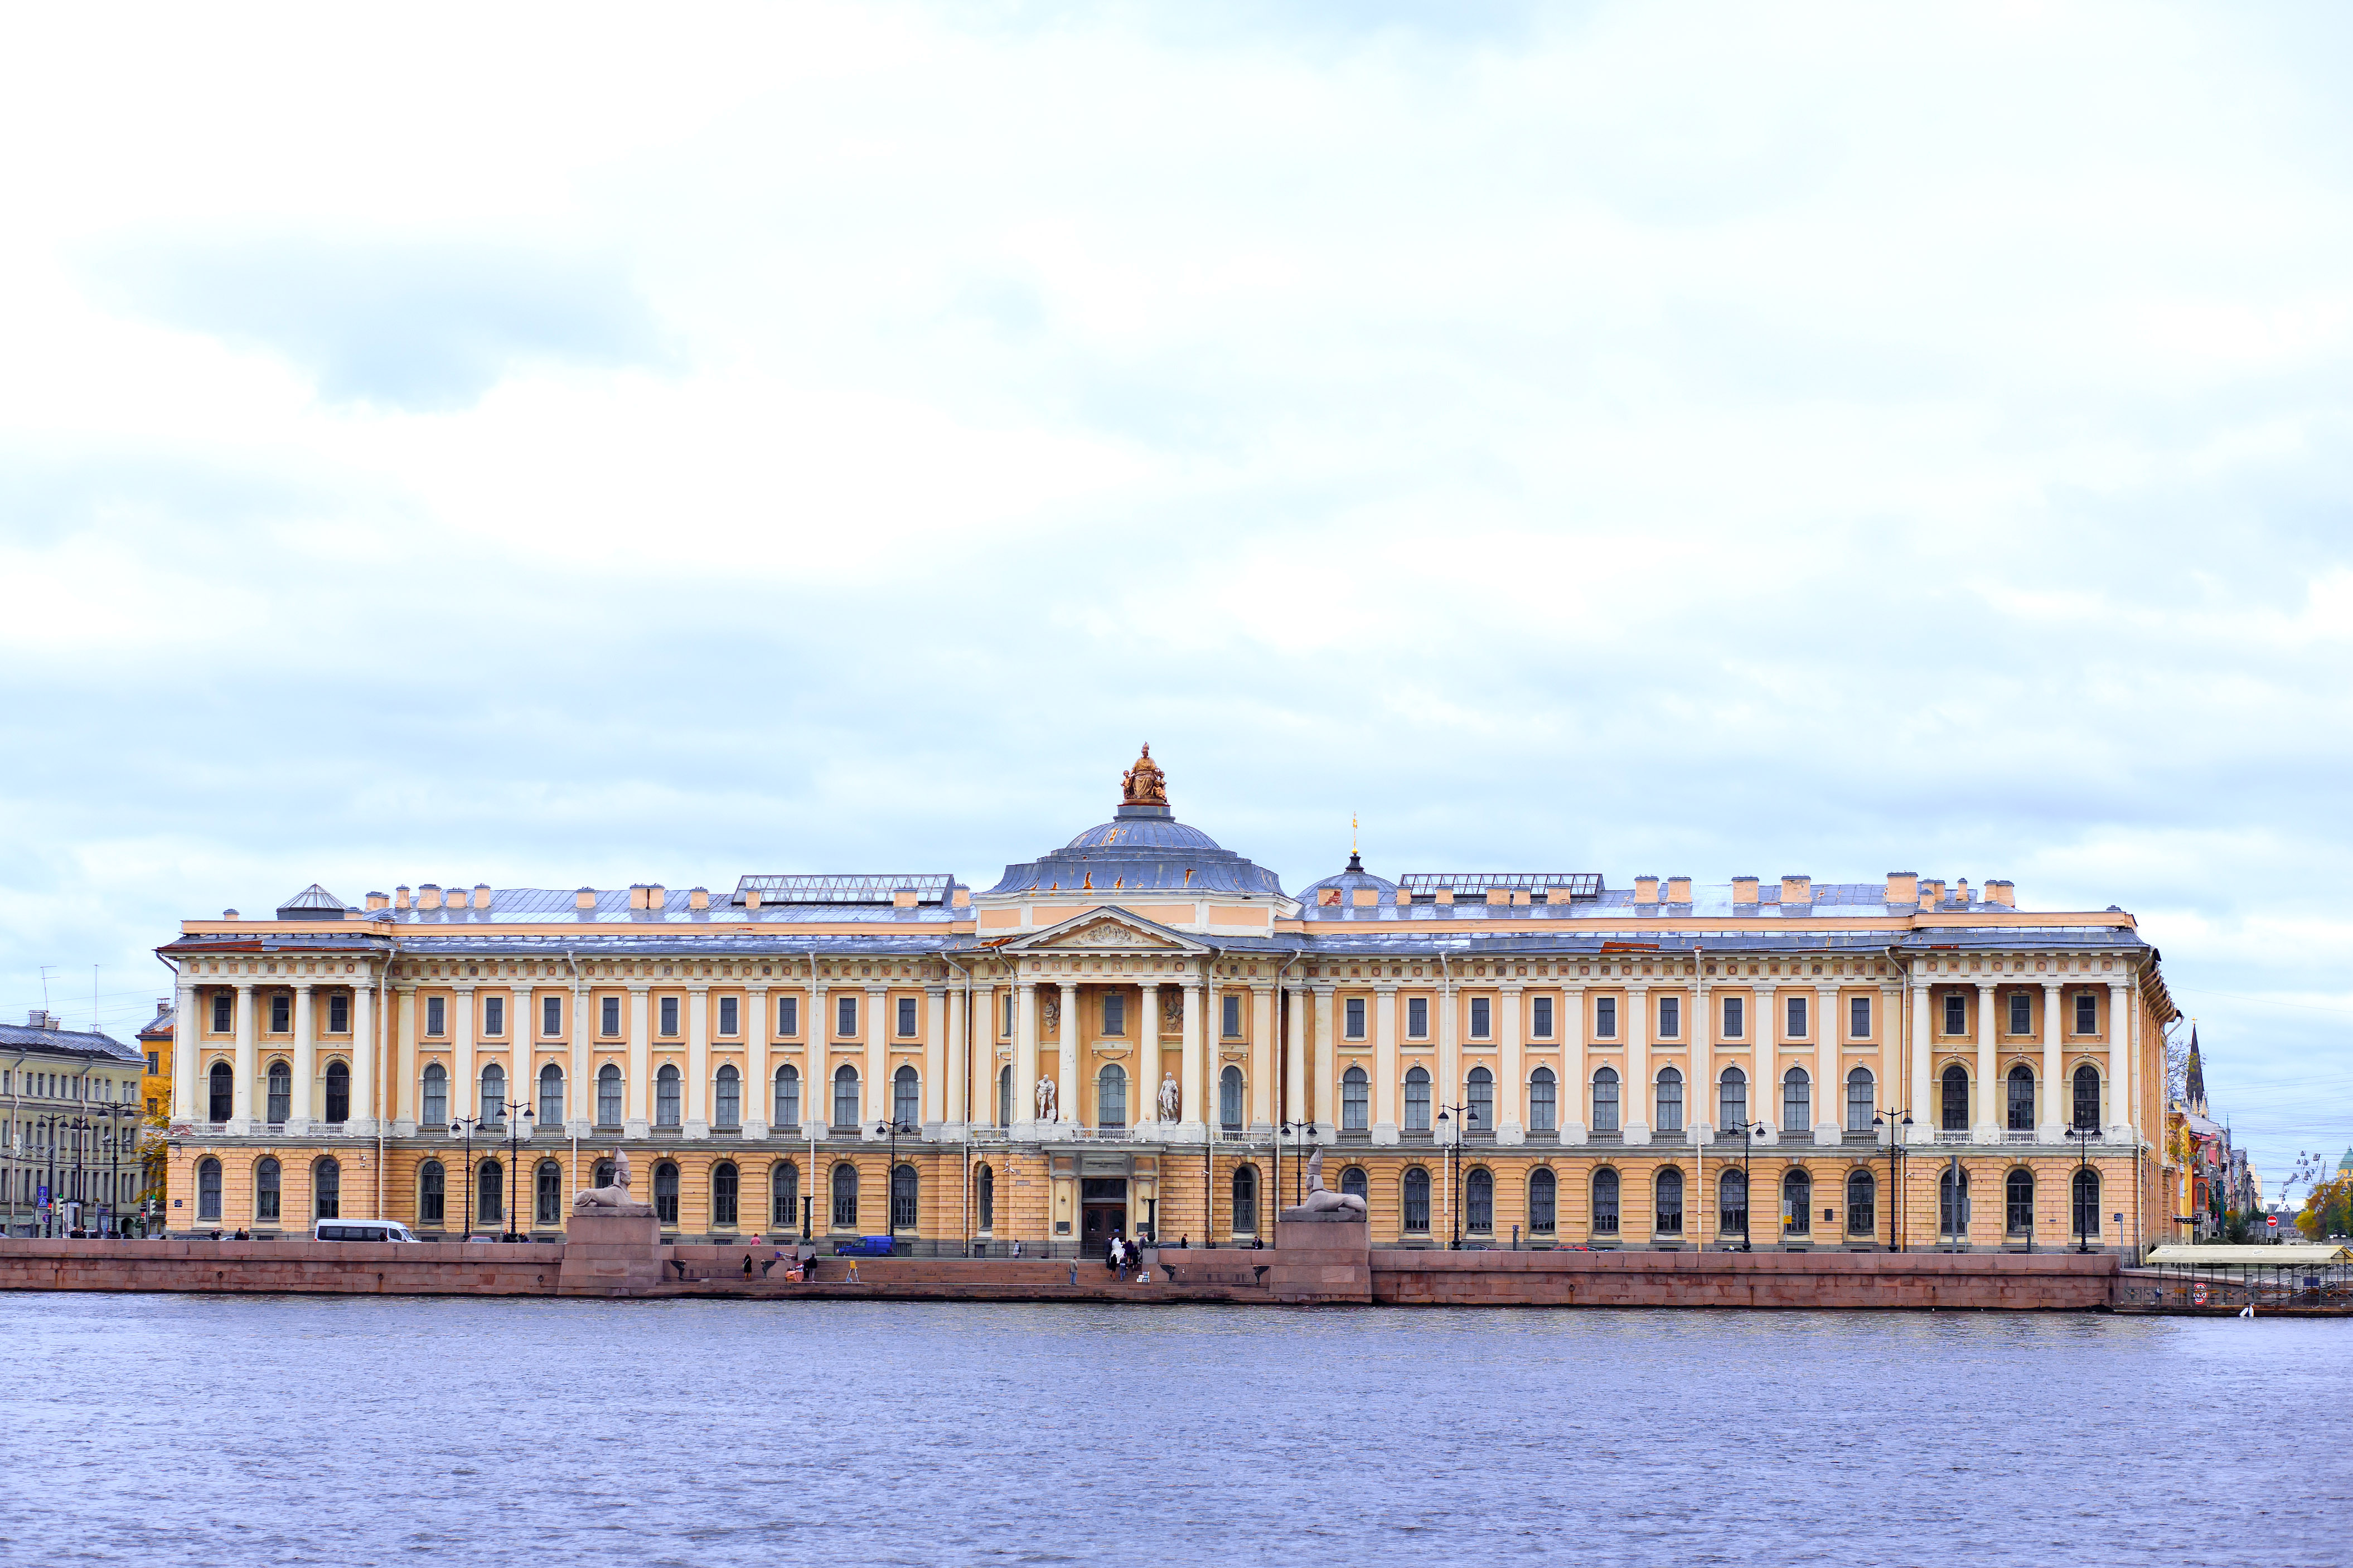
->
[2296,1176,2352,1241]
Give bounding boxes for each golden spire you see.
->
[1121,743,1169,807]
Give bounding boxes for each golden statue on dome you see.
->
[1121,743,1169,807]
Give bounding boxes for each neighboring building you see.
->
[2,1011,147,1237]
[135,1001,174,1118]
[159,748,2179,1254]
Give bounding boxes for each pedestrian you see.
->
[845,1260,861,1285]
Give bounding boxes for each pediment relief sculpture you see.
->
[1044,918,1176,950]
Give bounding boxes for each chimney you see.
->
[1485,886,1511,905]
[1731,876,1760,904]
[690,887,711,911]
[1920,878,1945,905]
[221,908,239,919]
[1780,875,1812,906]
[155,999,170,1018]
[1634,876,1660,906]
[471,883,492,910]
[417,883,443,911]
[1395,889,1413,906]
[1954,878,1972,905]
[575,887,597,910]
[1666,876,1691,904]
[892,888,918,909]
[1986,880,2015,907]
[952,887,971,909]
[743,887,762,911]
[1885,872,1919,906]
[1435,889,1455,905]
[645,885,665,911]
[394,885,411,910]
[27,1009,52,1030]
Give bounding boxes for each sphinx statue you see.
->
[572,1149,654,1216]
[1285,1144,1368,1220]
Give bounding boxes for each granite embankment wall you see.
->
[1372,1249,2119,1309]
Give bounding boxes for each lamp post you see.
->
[449,1115,480,1237]
[94,1101,136,1237]
[66,1115,94,1235]
[876,1119,913,1244]
[1280,1120,1315,1208]
[1435,1100,1475,1250]
[1872,1109,1913,1253]
[1732,1118,1766,1251]
[39,1112,59,1238]
[500,1099,535,1240]
[2072,1122,2097,1253]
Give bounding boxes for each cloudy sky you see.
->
[3,2,2349,1190]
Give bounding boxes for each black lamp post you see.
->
[1733,1118,1766,1251]
[1872,1109,1913,1253]
[1281,1119,1315,1208]
[1436,1100,1475,1250]
[2072,1122,2097,1253]
[94,1101,136,1237]
[449,1115,480,1237]
[876,1119,913,1242]
[66,1115,93,1235]
[498,1098,535,1240]
[40,1113,60,1238]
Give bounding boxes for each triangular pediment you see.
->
[1005,906,1208,954]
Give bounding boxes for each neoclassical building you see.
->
[161,749,2176,1255]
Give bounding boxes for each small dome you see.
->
[1296,853,1398,910]
[1066,805,1223,853]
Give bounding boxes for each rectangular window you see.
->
[837,996,858,1037]
[600,996,621,1037]
[1944,992,1967,1035]
[1407,997,1428,1038]
[1469,997,1490,1039]
[1000,993,1013,1037]
[211,992,232,1033]
[779,996,799,1037]
[718,996,739,1037]
[425,996,447,1037]
[2007,992,2031,1035]
[543,996,562,1037]
[2074,992,2097,1034]
[1850,996,1871,1040]
[898,997,918,1037]
[1531,996,1553,1038]
[1344,997,1366,1040]
[1657,997,1681,1040]
[1594,996,1618,1039]
[483,996,505,1037]
[1722,996,1744,1039]
[1222,994,1243,1038]
[269,993,291,1033]
[146,1052,159,1075]
[328,993,350,1034]
[659,996,679,1037]
[1102,992,1125,1036]
[1785,996,1807,1038]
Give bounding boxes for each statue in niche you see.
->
[1121,743,1169,807]
[1035,1075,1058,1122]
[1042,995,1061,1033]
[1158,1071,1181,1123]
[572,1148,653,1215]
[1289,1145,1368,1218]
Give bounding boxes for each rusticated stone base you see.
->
[556,1211,663,1296]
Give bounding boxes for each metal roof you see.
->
[1400,873,1602,899]
[0,1021,139,1062]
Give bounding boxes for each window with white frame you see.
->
[1531,996,1553,1038]
[1407,997,1428,1038]
[1469,997,1491,1040]
[1595,996,1618,1039]
[1785,995,1807,1038]
[1344,997,1366,1040]
[1721,995,1744,1038]
[1849,995,1870,1040]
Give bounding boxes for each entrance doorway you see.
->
[1080,1177,1128,1253]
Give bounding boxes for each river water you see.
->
[6,1295,2345,1566]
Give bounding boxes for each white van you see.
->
[312,1221,419,1243]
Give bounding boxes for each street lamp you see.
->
[1435,1100,1476,1250]
[498,1098,536,1240]
[64,1115,95,1236]
[1732,1119,1767,1251]
[1872,1109,1913,1253]
[2071,1122,2098,1253]
[449,1115,481,1237]
[875,1119,914,1245]
[1280,1120,1316,1209]
[92,1101,138,1237]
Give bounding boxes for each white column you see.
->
[1562,983,1588,1144]
[1013,979,1038,1134]
[1055,981,1080,1132]
[1497,983,1524,1144]
[685,986,710,1138]
[937,983,960,1130]
[1907,978,1933,1145]
[1691,975,1714,1140]
[2107,982,2131,1137]
[1623,983,1651,1144]
[1973,982,1998,1143]
[744,987,770,1139]
[808,978,829,1131]
[1754,983,1778,1139]
[2039,982,2063,1140]
[289,982,316,1132]
[229,980,255,1133]
[625,987,650,1137]
[865,985,889,1137]
[1814,984,1840,1145]
[393,985,418,1133]
[1436,974,1459,1141]
[924,984,947,1129]
[171,979,198,1122]
[567,977,592,1133]
[1372,983,1398,1142]
[973,982,999,1128]
[1137,981,1161,1127]
[452,984,477,1129]
[1249,984,1274,1132]
[1313,985,1337,1130]
[1283,984,1307,1129]
[1180,977,1205,1137]
[350,979,375,1131]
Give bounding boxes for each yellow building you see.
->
[135,1001,173,1118]
[161,748,2176,1255]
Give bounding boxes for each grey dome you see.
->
[1066,807,1223,853]
[1297,853,1398,910]
[986,805,1282,897]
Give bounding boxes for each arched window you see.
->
[833,1065,860,1129]
[712,1162,739,1229]
[421,1062,448,1127]
[1529,1067,1557,1133]
[1847,1169,1876,1236]
[255,1157,282,1224]
[538,1063,563,1125]
[1404,1067,1431,1132]
[208,1062,233,1123]
[1219,1065,1245,1131]
[714,1065,742,1130]
[418,1160,445,1227]
[891,1163,918,1231]
[325,1060,350,1124]
[477,1160,502,1225]
[1719,1169,1747,1241]
[1342,1066,1369,1132]
[831,1162,858,1230]
[1467,1067,1493,1133]
[976,1164,995,1232]
[1939,1166,1971,1237]
[481,1063,506,1125]
[535,1160,562,1226]
[2072,1065,2101,1130]
[2007,1065,2035,1132]
[1719,1065,1747,1131]
[2005,1168,2034,1236]
[1402,1167,1431,1232]
[1655,1167,1684,1235]
[1528,1168,1557,1234]
[1587,1066,1619,1134]
[1655,1067,1684,1134]
[652,1162,679,1227]
[1096,1064,1126,1130]
[894,1065,920,1129]
[1592,1168,1621,1235]
[1846,1067,1875,1132]
[197,1157,222,1221]
[1781,1168,1811,1235]
[774,1064,800,1128]
[1942,1064,1970,1131]
[594,1158,614,1190]
[772,1162,800,1230]
[655,1064,681,1129]
[267,1060,291,1124]
[1782,1066,1810,1132]
[1465,1167,1493,1233]
[997,1065,1013,1127]
[2071,1167,2100,1239]
[596,1064,622,1127]
[1341,1166,1369,1204]
[1231,1166,1258,1235]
